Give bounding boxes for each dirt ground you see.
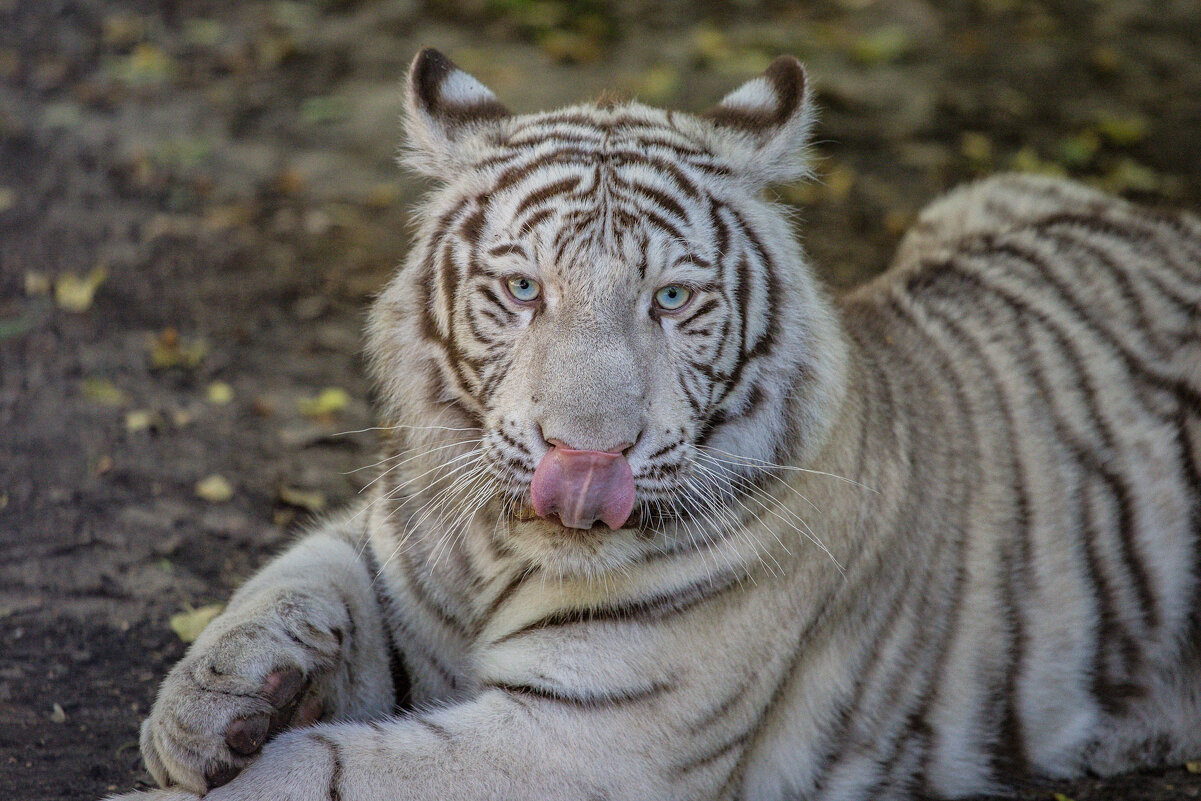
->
[2,0,1200,799]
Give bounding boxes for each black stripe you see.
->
[674,730,752,776]
[309,733,344,801]
[414,716,453,741]
[361,547,412,710]
[484,680,672,710]
[513,175,584,219]
[471,567,534,638]
[490,568,744,645]
[399,541,472,641]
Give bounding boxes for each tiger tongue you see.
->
[530,446,635,530]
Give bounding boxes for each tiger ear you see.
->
[702,56,815,185]
[402,48,510,177]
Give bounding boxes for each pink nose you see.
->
[530,446,636,530]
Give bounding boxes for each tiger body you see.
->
[112,50,1201,801]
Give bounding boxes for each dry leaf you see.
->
[195,474,234,503]
[50,703,67,723]
[54,266,108,313]
[80,377,129,407]
[298,387,350,418]
[278,485,326,512]
[124,409,160,432]
[1186,761,1201,774]
[24,271,51,296]
[169,604,223,643]
[206,381,234,404]
[149,327,209,369]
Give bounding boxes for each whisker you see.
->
[697,445,878,493]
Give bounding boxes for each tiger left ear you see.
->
[702,56,815,185]
[402,48,510,177]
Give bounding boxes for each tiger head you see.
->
[367,49,847,576]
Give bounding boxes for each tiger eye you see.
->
[654,285,692,311]
[506,275,541,303]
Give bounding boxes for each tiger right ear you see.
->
[402,48,510,177]
[702,56,815,185]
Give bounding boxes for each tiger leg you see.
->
[113,687,673,801]
[138,513,396,794]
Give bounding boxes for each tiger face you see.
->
[368,50,847,575]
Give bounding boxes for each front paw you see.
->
[140,592,349,793]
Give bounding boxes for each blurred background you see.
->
[1,0,1199,798]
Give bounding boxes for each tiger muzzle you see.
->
[530,445,635,530]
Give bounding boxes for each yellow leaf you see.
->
[206,381,234,404]
[124,409,161,432]
[80,377,129,407]
[169,604,223,643]
[54,266,108,313]
[298,387,350,418]
[1185,761,1201,774]
[195,474,234,503]
[149,327,209,370]
[1095,112,1149,146]
[278,485,326,512]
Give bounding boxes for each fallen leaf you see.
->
[1009,146,1067,177]
[634,65,679,104]
[1098,158,1161,193]
[80,377,130,407]
[1057,132,1100,168]
[298,387,350,418]
[206,381,234,404]
[169,603,223,643]
[691,26,730,62]
[278,485,326,512]
[0,185,14,213]
[850,26,913,66]
[50,703,67,723]
[1185,761,1201,774]
[125,409,162,432]
[24,271,50,296]
[1095,112,1149,146]
[149,327,209,369]
[54,266,108,313]
[195,474,234,503]
[960,132,993,165]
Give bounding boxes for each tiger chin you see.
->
[109,48,1201,801]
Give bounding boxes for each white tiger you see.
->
[108,49,1201,801]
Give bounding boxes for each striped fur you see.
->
[116,51,1201,801]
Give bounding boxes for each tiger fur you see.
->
[109,49,1201,801]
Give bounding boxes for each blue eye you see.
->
[505,275,542,303]
[653,285,692,311]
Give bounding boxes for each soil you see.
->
[2,1,1199,799]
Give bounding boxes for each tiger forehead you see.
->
[473,106,730,194]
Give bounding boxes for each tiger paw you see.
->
[139,592,348,793]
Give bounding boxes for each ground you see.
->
[1,0,1200,799]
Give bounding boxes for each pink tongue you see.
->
[530,446,635,530]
